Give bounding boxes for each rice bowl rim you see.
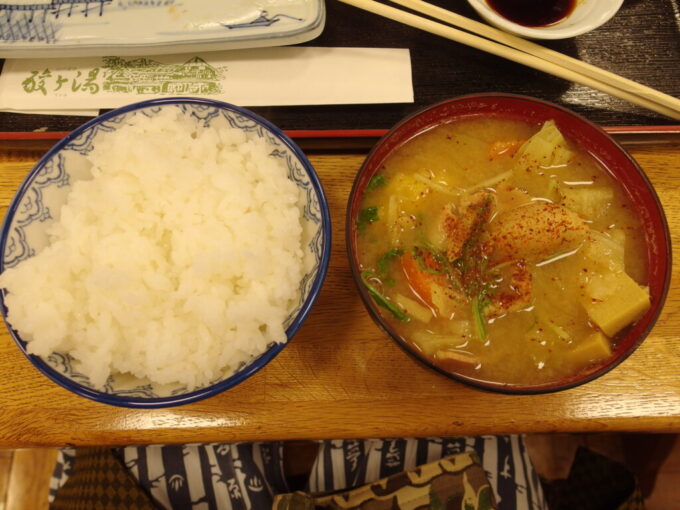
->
[0,97,332,408]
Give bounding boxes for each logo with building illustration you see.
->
[102,56,224,95]
[20,55,226,97]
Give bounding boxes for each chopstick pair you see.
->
[336,0,680,120]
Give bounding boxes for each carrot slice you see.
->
[401,249,446,309]
[489,139,525,160]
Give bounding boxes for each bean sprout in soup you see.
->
[355,118,650,387]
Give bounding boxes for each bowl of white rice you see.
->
[0,97,330,408]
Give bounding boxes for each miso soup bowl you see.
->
[346,93,671,394]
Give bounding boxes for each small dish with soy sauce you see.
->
[467,0,624,39]
[346,94,670,394]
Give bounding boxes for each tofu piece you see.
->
[569,331,612,367]
[582,271,650,336]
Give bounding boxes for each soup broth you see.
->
[355,117,649,387]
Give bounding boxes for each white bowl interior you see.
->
[467,0,624,39]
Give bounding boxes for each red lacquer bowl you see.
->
[346,93,671,394]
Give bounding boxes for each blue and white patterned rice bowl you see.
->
[0,97,331,408]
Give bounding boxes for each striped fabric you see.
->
[115,443,289,510]
[49,436,546,510]
[48,447,76,504]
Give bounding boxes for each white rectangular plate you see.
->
[0,0,326,58]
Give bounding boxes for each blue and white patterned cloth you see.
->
[50,436,547,510]
[308,436,546,510]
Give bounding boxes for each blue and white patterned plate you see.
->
[0,0,325,58]
[0,97,331,407]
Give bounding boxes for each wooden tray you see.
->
[0,137,678,447]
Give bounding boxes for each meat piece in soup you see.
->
[355,118,650,387]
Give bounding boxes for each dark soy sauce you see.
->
[486,0,577,27]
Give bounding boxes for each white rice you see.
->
[0,107,305,389]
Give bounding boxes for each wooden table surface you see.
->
[0,138,679,448]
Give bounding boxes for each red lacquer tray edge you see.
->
[2,126,680,148]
